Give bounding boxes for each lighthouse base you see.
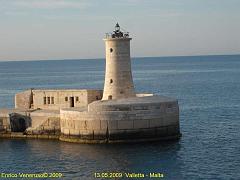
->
[60,95,181,143]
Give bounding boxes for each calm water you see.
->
[0,55,240,180]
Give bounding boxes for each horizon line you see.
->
[0,53,239,63]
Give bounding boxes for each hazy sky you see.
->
[0,0,240,61]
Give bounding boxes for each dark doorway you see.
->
[70,97,74,107]
[10,118,27,132]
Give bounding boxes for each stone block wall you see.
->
[26,111,60,135]
[0,110,16,132]
[102,38,136,100]
[0,108,61,135]
[0,117,10,132]
[87,90,103,102]
[14,89,103,110]
[15,90,32,109]
[60,98,180,142]
[33,90,86,110]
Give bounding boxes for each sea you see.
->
[0,55,239,180]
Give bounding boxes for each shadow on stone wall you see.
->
[9,113,31,133]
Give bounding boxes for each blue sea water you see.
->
[0,55,240,180]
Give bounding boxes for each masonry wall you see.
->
[15,90,32,109]
[26,111,60,135]
[15,89,103,110]
[87,90,103,102]
[0,108,61,134]
[32,90,87,110]
[0,109,31,132]
[0,117,10,132]
[102,38,136,100]
[60,100,180,142]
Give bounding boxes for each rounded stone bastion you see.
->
[59,95,181,143]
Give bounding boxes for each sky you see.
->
[0,0,240,61]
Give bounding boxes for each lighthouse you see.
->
[1,23,181,143]
[102,23,136,100]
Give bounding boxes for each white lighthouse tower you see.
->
[102,23,136,100]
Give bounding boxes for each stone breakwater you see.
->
[60,96,180,143]
[0,96,181,143]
